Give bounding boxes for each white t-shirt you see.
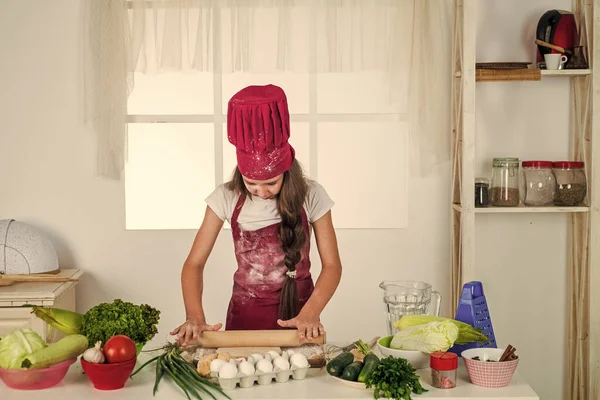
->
[205,180,335,231]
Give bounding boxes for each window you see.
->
[125,5,408,230]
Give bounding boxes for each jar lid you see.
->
[493,157,519,167]
[522,161,553,168]
[553,161,584,169]
[430,352,458,371]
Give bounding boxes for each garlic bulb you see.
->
[82,341,105,364]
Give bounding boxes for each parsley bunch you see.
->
[365,356,428,400]
[81,299,160,345]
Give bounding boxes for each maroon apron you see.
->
[225,193,314,330]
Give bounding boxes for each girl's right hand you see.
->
[170,317,223,347]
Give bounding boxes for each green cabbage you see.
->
[390,320,459,353]
[0,329,47,369]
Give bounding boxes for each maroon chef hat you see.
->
[227,84,295,180]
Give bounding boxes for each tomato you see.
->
[103,335,137,363]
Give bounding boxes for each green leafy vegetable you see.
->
[0,328,47,370]
[81,299,160,346]
[365,356,427,400]
[390,320,459,353]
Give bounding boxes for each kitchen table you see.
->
[0,358,539,400]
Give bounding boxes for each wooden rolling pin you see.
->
[189,329,327,348]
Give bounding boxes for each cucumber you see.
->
[357,353,379,382]
[326,352,354,377]
[21,334,88,369]
[341,361,363,381]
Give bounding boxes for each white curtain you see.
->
[84,0,453,179]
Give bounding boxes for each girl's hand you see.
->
[170,317,222,347]
[277,313,325,341]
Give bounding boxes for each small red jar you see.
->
[430,352,458,389]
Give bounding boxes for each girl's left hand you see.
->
[277,313,325,341]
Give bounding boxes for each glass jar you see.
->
[552,161,587,206]
[475,178,490,207]
[430,352,457,389]
[490,157,520,207]
[521,161,556,206]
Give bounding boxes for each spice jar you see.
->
[475,178,490,207]
[490,157,520,207]
[521,161,556,206]
[430,352,457,389]
[552,161,587,206]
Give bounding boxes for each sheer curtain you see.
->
[83,0,453,179]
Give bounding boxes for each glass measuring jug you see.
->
[380,280,442,336]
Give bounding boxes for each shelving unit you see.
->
[451,1,599,400]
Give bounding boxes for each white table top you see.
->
[0,357,539,400]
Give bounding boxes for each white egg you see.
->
[272,356,290,372]
[248,353,264,365]
[290,353,309,368]
[266,350,280,362]
[281,349,294,360]
[238,360,256,376]
[229,359,237,365]
[255,358,274,373]
[234,357,245,366]
[218,362,238,379]
[210,359,227,373]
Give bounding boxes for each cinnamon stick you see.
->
[499,345,516,362]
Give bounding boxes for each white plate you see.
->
[330,375,371,390]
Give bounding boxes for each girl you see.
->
[171,84,343,346]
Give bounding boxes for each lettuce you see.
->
[390,320,459,353]
[0,328,47,369]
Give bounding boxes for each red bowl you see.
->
[0,359,76,390]
[80,356,137,390]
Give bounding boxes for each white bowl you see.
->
[376,336,429,369]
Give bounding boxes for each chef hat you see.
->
[227,84,295,180]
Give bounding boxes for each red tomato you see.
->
[103,335,137,363]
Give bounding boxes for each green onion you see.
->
[130,344,231,400]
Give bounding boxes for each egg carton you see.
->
[211,366,310,390]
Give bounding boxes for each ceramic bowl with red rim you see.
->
[80,356,137,390]
[461,348,519,388]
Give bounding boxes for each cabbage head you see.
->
[390,320,459,353]
[0,329,47,369]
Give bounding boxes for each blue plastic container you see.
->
[449,281,496,357]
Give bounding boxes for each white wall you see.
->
[0,1,572,399]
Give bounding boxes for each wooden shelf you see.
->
[452,204,589,213]
[455,69,591,79]
[541,69,591,76]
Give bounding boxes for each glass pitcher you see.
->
[379,280,442,336]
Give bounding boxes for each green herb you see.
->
[81,299,160,346]
[131,345,231,400]
[365,356,427,400]
[355,339,372,356]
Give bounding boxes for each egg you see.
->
[265,350,280,362]
[248,353,264,365]
[210,359,227,374]
[272,356,290,372]
[238,360,256,376]
[282,349,294,360]
[218,362,238,379]
[255,358,274,373]
[290,353,309,368]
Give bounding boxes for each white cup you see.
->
[544,53,568,70]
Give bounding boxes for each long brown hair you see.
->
[226,160,309,320]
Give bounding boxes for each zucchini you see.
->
[326,351,354,377]
[357,353,379,382]
[341,361,363,381]
[21,334,88,369]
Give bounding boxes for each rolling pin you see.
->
[189,329,326,348]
